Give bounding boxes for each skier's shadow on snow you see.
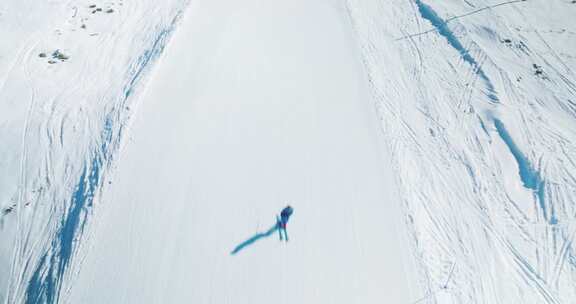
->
[230,223,279,255]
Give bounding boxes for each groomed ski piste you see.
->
[1,0,575,303]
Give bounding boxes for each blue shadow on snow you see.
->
[414,0,498,102]
[231,223,279,255]
[494,119,555,224]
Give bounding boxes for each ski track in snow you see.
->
[0,1,189,303]
[22,11,185,304]
[346,0,576,303]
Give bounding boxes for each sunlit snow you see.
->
[1,0,576,303]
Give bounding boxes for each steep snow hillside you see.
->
[345,0,576,303]
[0,0,575,303]
[0,0,189,302]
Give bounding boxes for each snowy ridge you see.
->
[0,1,188,302]
[346,0,576,302]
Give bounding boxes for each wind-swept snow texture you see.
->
[345,0,576,303]
[0,0,189,302]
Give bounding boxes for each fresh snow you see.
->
[66,2,412,302]
[1,0,576,303]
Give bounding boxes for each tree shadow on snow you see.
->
[231,223,279,255]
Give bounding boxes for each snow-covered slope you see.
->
[0,0,189,302]
[1,0,575,303]
[63,1,413,302]
[345,0,576,303]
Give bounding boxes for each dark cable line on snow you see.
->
[396,0,527,41]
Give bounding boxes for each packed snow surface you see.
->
[1,0,576,303]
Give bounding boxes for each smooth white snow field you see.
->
[66,1,413,303]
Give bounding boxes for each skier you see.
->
[277,205,293,241]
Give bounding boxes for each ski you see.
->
[276,215,283,241]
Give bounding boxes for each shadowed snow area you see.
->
[1,0,576,303]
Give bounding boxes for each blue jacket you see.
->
[280,206,293,224]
